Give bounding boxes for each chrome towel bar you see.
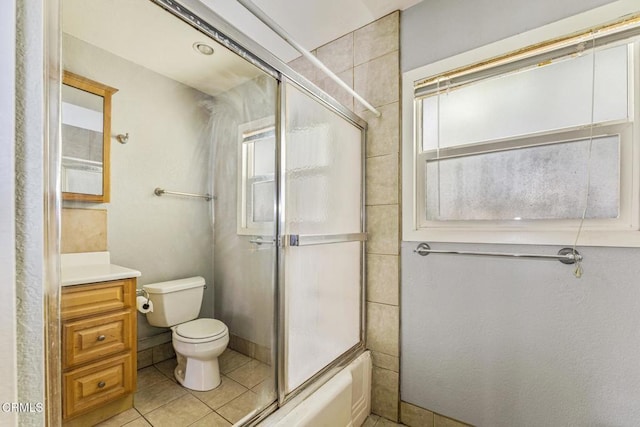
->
[154,187,215,201]
[413,243,582,265]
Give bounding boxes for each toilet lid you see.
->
[175,318,227,340]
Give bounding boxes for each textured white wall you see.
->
[63,35,216,339]
[13,0,46,425]
[0,1,18,425]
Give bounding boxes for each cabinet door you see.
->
[62,310,133,369]
[61,279,135,320]
[63,353,133,419]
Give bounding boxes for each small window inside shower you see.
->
[237,116,276,236]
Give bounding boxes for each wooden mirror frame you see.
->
[62,71,118,203]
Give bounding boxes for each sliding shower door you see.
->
[278,82,366,399]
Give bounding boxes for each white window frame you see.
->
[236,116,276,236]
[402,2,640,247]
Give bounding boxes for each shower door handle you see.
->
[281,233,367,247]
[249,236,275,245]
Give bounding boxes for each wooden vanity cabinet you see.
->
[61,278,137,425]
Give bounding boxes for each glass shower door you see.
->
[279,82,366,399]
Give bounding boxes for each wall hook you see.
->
[116,133,129,144]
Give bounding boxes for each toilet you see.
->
[143,276,228,391]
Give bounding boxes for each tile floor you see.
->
[96,349,405,427]
[97,349,274,427]
[363,414,407,427]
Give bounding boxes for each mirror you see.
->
[61,70,117,202]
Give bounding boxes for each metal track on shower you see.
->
[236,0,382,117]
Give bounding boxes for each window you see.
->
[403,16,640,246]
[237,117,276,236]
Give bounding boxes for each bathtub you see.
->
[262,351,372,427]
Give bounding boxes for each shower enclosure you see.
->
[55,0,366,424]
[169,2,368,417]
[209,47,366,425]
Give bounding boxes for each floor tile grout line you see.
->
[134,387,187,419]
[216,389,258,424]
[139,411,154,427]
[216,408,237,425]
[188,388,215,410]
[138,392,214,427]
[251,378,269,391]
[188,386,247,412]
[150,365,176,383]
[223,374,250,390]
[184,407,215,427]
[135,371,171,393]
[221,354,253,375]
[134,417,147,426]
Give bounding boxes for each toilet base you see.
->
[174,353,221,391]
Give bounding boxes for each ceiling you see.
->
[62,0,265,96]
[62,0,422,95]
[199,0,423,62]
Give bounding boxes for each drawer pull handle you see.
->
[97,381,106,388]
[97,335,106,341]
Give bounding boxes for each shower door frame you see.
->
[151,0,369,416]
[275,76,367,407]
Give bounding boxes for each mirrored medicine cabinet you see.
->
[61,70,117,203]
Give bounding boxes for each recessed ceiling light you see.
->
[193,42,214,56]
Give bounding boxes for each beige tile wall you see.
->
[400,401,473,427]
[289,11,401,422]
[228,334,271,365]
[137,341,176,370]
[61,207,108,253]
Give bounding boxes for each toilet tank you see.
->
[143,276,205,327]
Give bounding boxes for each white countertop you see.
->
[61,251,141,286]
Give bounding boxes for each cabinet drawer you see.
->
[62,310,133,369]
[63,353,133,420]
[62,279,134,320]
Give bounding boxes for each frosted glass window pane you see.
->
[285,84,362,235]
[284,242,361,393]
[422,44,629,150]
[425,136,620,221]
[286,175,329,225]
[254,137,275,176]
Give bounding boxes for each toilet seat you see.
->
[173,318,228,344]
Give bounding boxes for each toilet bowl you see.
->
[142,277,229,391]
[172,318,229,390]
